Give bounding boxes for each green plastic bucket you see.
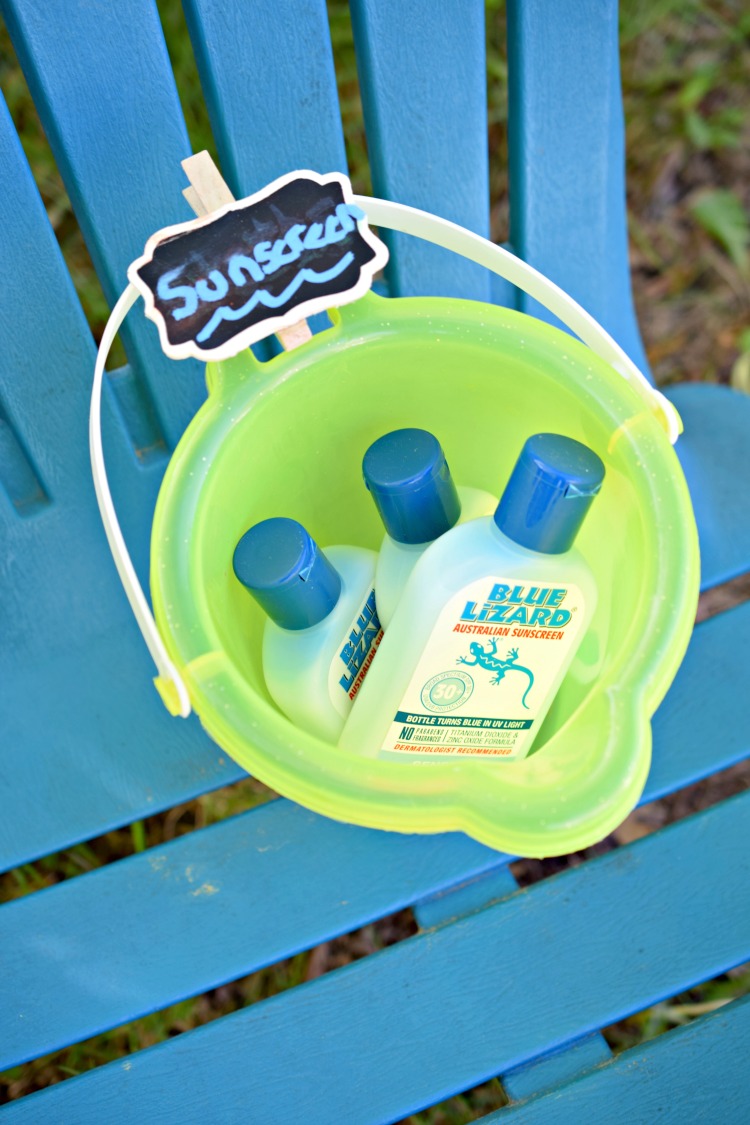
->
[93,199,699,857]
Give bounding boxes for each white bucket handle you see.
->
[90,284,192,717]
[90,196,680,718]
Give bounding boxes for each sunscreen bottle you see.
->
[338,434,604,761]
[233,518,382,742]
[363,428,497,628]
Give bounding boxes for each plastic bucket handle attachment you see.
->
[90,197,681,718]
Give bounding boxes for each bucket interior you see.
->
[152,294,698,854]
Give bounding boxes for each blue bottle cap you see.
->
[494,433,605,554]
[233,518,342,630]
[362,428,461,545]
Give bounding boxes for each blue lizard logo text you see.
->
[338,591,382,699]
[460,582,572,629]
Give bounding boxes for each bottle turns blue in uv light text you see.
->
[339,433,605,762]
[233,518,382,742]
[363,428,497,629]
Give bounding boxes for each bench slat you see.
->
[0,98,93,512]
[506,0,649,373]
[0,91,162,553]
[496,995,750,1123]
[0,91,233,879]
[350,0,492,302]
[182,0,346,193]
[648,596,750,799]
[0,625,244,875]
[0,53,236,876]
[0,801,498,1069]
[3,0,206,447]
[502,1033,612,1103]
[3,790,748,1123]
[667,384,750,589]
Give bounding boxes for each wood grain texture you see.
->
[415,863,519,929]
[3,791,748,1123]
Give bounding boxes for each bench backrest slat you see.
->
[3,0,206,445]
[350,0,493,302]
[506,0,649,372]
[183,0,348,194]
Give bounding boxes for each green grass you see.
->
[619,0,750,385]
[1,0,749,1116]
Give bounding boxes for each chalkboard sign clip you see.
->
[180,153,312,352]
[128,154,389,362]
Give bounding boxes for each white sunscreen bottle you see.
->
[363,428,497,629]
[338,434,605,761]
[233,518,382,742]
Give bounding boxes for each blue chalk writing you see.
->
[195,270,229,302]
[156,202,366,331]
[227,254,264,285]
[157,268,199,321]
[196,253,354,342]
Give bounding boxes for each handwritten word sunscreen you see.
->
[156,202,366,344]
[363,429,497,628]
[234,518,382,741]
[339,434,604,761]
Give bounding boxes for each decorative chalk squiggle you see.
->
[195,252,355,343]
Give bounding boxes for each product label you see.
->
[329,589,383,717]
[382,577,585,758]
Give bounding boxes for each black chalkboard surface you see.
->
[128,170,389,361]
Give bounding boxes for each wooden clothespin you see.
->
[181,151,313,352]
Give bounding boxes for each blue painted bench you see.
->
[1,1,749,1120]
